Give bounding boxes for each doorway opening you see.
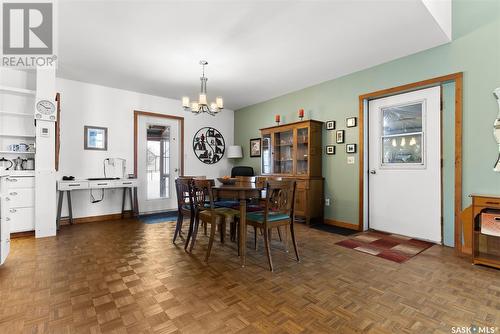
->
[134,111,184,214]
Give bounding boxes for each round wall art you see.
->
[193,127,225,164]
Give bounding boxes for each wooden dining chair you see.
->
[173,178,194,244]
[242,180,299,271]
[188,179,239,261]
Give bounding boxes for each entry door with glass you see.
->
[137,115,180,213]
[368,86,441,243]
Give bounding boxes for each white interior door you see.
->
[137,115,180,214]
[368,86,441,243]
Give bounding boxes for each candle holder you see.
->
[298,109,304,121]
[275,115,281,125]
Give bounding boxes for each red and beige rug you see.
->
[336,230,434,263]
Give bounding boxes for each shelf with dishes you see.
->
[0,151,35,154]
[0,133,35,138]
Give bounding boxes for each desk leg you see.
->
[129,188,134,216]
[239,195,247,267]
[56,190,64,230]
[133,187,139,216]
[121,188,127,219]
[67,191,74,225]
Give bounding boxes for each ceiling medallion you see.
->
[182,60,223,116]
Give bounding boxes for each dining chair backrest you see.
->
[264,180,297,219]
[175,178,193,211]
[192,179,216,211]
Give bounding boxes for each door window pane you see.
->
[381,102,424,166]
[382,134,422,164]
[383,103,422,135]
[146,125,170,199]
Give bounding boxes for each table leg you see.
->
[67,191,74,225]
[239,195,247,267]
[56,190,64,230]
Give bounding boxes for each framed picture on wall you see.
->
[336,130,345,144]
[346,117,357,128]
[84,126,108,150]
[326,145,336,155]
[326,121,336,130]
[346,143,357,153]
[250,138,262,157]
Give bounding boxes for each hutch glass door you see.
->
[273,130,293,174]
[296,127,309,175]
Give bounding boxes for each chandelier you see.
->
[182,60,223,116]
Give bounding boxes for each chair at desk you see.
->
[231,166,254,178]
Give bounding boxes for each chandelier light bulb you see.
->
[216,97,224,109]
[182,96,190,108]
[199,94,207,106]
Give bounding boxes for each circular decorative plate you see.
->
[193,127,225,164]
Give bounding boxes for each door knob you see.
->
[370,170,376,174]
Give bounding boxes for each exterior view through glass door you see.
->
[368,86,442,243]
[137,115,180,213]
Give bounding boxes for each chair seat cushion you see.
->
[199,208,239,222]
[246,212,290,223]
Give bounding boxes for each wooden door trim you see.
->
[133,110,185,177]
[358,72,463,252]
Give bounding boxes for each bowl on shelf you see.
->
[217,177,237,185]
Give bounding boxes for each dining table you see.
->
[212,182,263,267]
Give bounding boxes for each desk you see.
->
[212,183,262,267]
[56,179,138,228]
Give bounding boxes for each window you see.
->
[381,102,424,167]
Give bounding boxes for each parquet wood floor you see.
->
[0,219,498,333]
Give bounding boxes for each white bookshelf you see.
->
[0,85,35,96]
[0,111,32,117]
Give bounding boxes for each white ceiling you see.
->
[57,0,451,110]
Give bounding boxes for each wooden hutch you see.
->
[259,120,324,225]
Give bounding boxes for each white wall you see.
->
[56,78,234,218]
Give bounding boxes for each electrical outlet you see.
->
[325,198,330,206]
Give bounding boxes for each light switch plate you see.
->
[347,156,355,164]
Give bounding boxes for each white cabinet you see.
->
[7,176,35,233]
[0,176,10,265]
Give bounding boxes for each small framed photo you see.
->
[84,126,108,150]
[336,130,345,144]
[326,121,336,130]
[346,144,357,154]
[346,117,357,128]
[326,145,336,155]
[250,138,262,157]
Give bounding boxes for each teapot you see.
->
[12,157,25,171]
[0,157,13,171]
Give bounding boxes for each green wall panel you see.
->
[234,0,500,247]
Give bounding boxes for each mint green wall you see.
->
[234,0,500,247]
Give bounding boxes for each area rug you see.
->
[335,230,434,263]
[139,211,178,224]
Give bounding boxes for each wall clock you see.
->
[35,99,56,121]
[193,127,225,164]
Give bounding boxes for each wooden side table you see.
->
[470,194,500,269]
